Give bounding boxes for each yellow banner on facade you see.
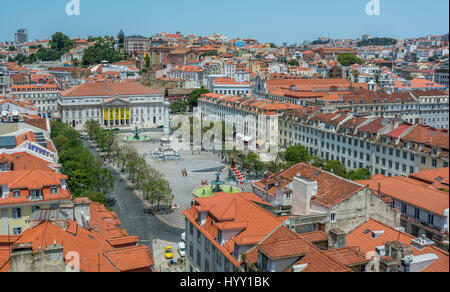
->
[115,108,119,121]
[109,108,114,121]
[126,108,130,120]
[121,108,125,121]
[104,109,109,121]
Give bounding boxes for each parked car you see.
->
[178,242,186,258]
[165,246,174,259]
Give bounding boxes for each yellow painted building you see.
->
[0,169,72,236]
[1,202,58,235]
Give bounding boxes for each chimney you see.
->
[74,199,91,230]
[328,228,346,248]
[291,174,318,216]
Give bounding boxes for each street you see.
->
[82,138,184,266]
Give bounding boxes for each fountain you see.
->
[193,169,241,198]
[123,124,152,142]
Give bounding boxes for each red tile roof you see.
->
[401,125,449,149]
[255,163,364,207]
[358,117,386,134]
[347,219,449,272]
[3,199,154,272]
[60,82,161,97]
[182,192,286,268]
[356,175,449,215]
[323,246,370,267]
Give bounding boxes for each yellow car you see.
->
[165,246,174,259]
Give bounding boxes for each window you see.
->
[432,159,437,167]
[414,208,420,219]
[30,189,42,200]
[205,237,210,253]
[205,259,210,272]
[32,206,40,213]
[189,241,194,258]
[197,249,201,269]
[13,190,21,198]
[217,230,222,243]
[421,156,426,164]
[13,227,22,235]
[427,214,435,226]
[330,212,337,223]
[190,222,193,235]
[401,203,407,214]
[13,208,22,219]
[197,229,202,244]
[217,252,222,266]
[50,186,58,194]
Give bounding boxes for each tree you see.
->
[81,190,107,206]
[170,99,187,114]
[323,160,348,178]
[143,178,172,211]
[8,46,15,51]
[357,38,397,47]
[117,29,125,44]
[346,168,371,181]
[337,53,362,66]
[288,59,299,66]
[374,70,381,86]
[285,145,310,164]
[352,70,360,82]
[144,54,150,69]
[51,120,115,206]
[91,166,115,193]
[50,32,73,52]
[308,155,325,168]
[187,87,209,109]
[81,40,123,66]
[52,135,69,153]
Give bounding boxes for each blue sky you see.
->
[1,0,448,44]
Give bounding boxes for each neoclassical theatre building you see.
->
[58,82,165,130]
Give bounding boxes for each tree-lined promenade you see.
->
[84,120,174,211]
[51,120,115,206]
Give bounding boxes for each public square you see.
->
[118,131,253,229]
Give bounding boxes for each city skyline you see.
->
[1,0,449,44]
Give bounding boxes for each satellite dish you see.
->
[12,110,19,116]
[1,111,7,116]
[285,218,291,226]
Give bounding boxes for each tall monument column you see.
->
[164,100,170,135]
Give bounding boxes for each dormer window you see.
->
[30,189,42,200]
[217,230,223,244]
[13,190,21,198]
[50,186,58,194]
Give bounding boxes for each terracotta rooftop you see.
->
[356,175,449,215]
[255,163,364,207]
[60,82,161,97]
[347,219,449,272]
[182,192,285,268]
